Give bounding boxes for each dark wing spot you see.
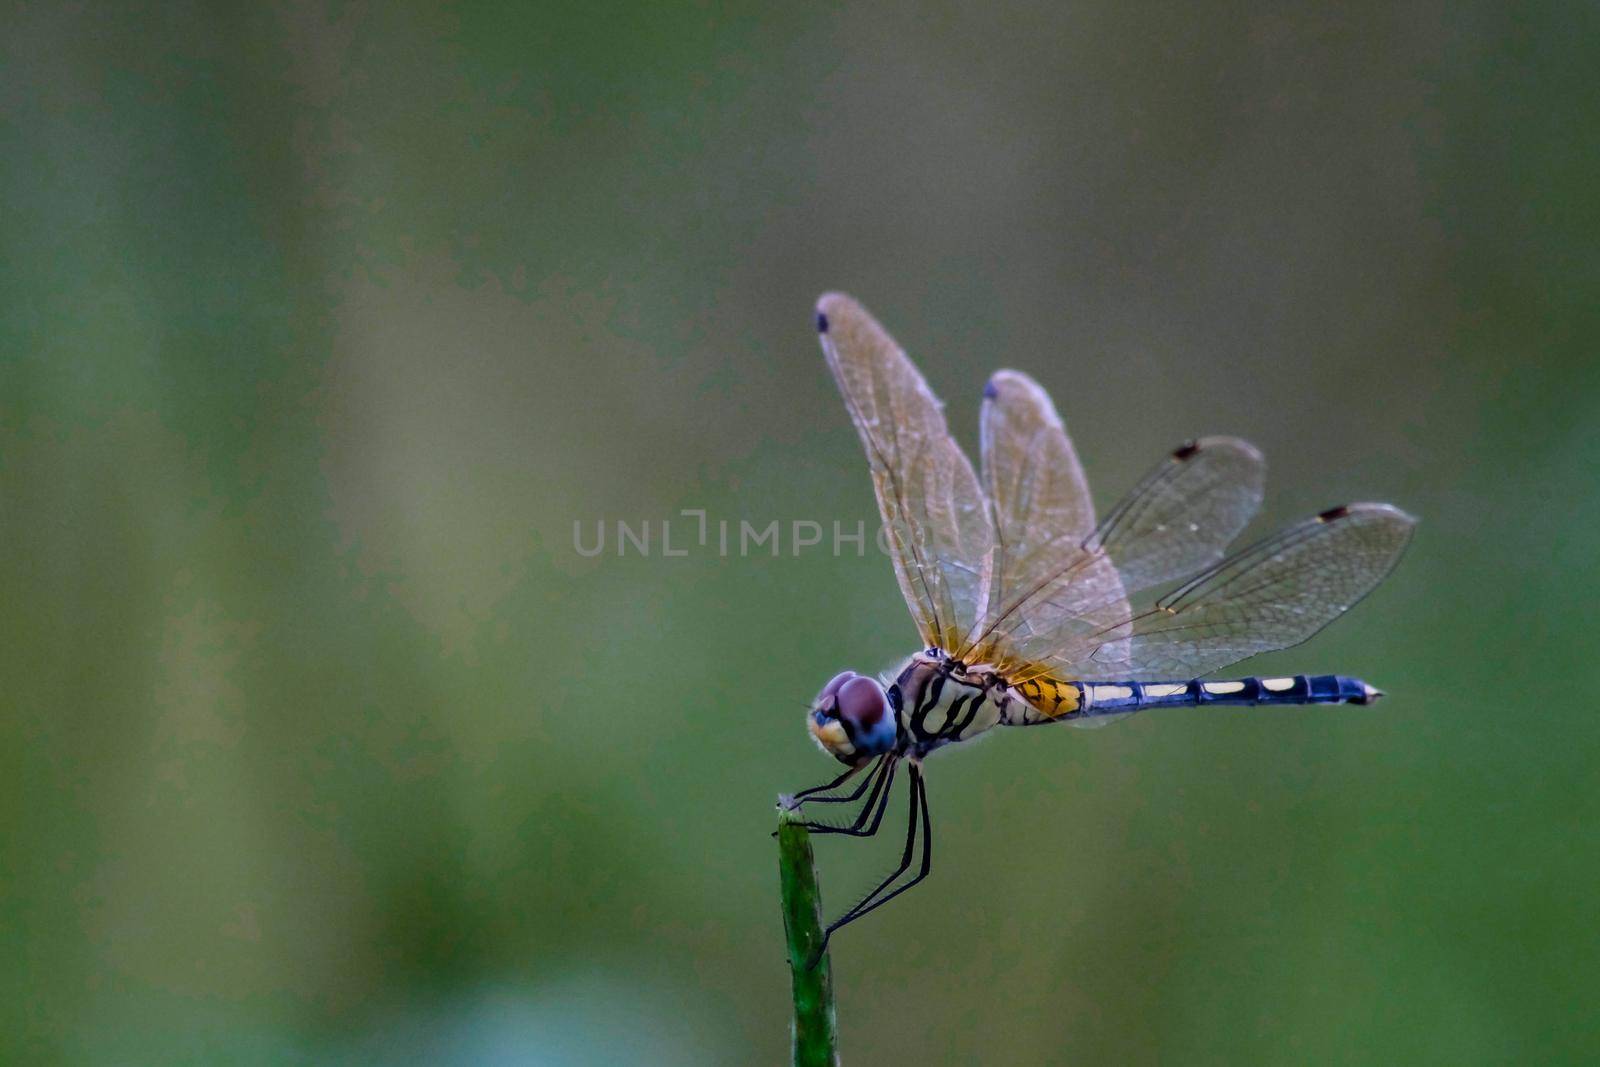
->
[816,311,830,333]
[1172,440,1201,460]
[983,378,999,400]
[1317,504,1351,522]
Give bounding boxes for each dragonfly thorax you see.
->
[886,649,1011,758]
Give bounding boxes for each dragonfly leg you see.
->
[806,763,931,967]
[794,757,897,837]
[781,761,870,809]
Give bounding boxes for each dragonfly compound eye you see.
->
[816,670,856,705]
[835,676,887,729]
[808,671,896,764]
[836,676,896,757]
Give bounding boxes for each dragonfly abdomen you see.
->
[1076,675,1381,719]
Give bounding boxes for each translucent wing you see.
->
[1062,502,1416,682]
[1087,437,1265,595]
[817,293,994,650]
[961,434,1266,681]
[959,370,1128,675]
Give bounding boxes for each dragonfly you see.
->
[783,292,1415,960]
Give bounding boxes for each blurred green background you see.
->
[4,2,1597,1063]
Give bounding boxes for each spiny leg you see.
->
[784,760,871,809]
[827,765,931,927]
[806,763,931,967]
[799,757,897,837]
[773,758,883,839]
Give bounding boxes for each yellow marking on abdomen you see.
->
[1261,677,1295,692]
[1014,676,1082,720]
[1144,683,1188,698]
[1205,680,1246,695]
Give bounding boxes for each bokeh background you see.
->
[5,2,1597,1063]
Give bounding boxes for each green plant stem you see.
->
[777,807,839,1067]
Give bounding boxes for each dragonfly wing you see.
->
[817,293,994,650]
[963,435,1277,686]
[1088,437,1266,596]
[960,370,1129,675]
[1071,502,1417,681]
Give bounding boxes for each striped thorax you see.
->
[810,648,1076,765]
[889,649,1011,757]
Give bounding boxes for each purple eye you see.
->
[817,671,857,706]
[836,676,889,730]
[808,669,897,762]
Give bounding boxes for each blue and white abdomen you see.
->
[1069,674,1382,720]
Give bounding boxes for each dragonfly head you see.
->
[809,670,896,765]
